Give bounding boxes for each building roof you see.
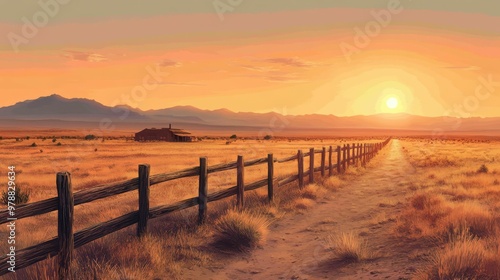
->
[136,127,192,136]
[169,129,191,135]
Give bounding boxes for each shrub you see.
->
[52,138,57,143]
[428,234,486,279]
[214,210,270,251]
[229,134,237,139]
[1,187,31,205]
[57,142,62,146]
[411,192,444,211]
[396,192,452,237]
[477,164,489,174]
[327,232,370,262]
[494,179,499,186]
[444,203,496,238]
[84,134,97,140]
[263,135,272,140]
[30,142,37,147]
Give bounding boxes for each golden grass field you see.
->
[0,135,380,279]
[1,135,499,279]
[396,137,500,279]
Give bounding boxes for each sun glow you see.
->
[386,97,399,109]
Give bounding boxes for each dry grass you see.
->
[213,209,271,251]
[396,192,452,237]
[0,135,385,278]
[322,176,344,190]
[300,183,326,199]
[431,237,486,279]
[418,229,500,280]
[293,197,315,210]
[444,203,497,239]
[327,232,372,262]
[399,138,500,279]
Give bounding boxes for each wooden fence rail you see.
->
[0,137,391,278]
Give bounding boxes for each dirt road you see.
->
[185,140,428,280]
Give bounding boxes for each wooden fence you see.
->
[0,138,391,279]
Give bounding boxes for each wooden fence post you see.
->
[57,172,74,280]
[359,144,363,165]
[346,144,350,169]
[351,144,355,166]
[367,144,370,161]
[267,154,274,203]
[368,144,371,160]
[363,144,366,166]
[352,143,356,165]
[355,144,358,165]
[137,164,150,237]
[342,145,347,172]
[237,155,245,210]
[298,150,304,189]
[198,157,208,224]
[336,146,341,174]
[309,148,315,184]
[328,146,333,176]
[321,147,326,177]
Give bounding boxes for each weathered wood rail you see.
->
[0,138,391,278]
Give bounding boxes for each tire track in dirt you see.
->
[185,140,429,280]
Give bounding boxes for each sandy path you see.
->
[184,140,428,280]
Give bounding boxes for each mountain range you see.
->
[0,94,499,136]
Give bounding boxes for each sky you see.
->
[0,0,499,117]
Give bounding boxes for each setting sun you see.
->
[386,97,399,109]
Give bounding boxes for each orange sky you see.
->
[1,3,499,117]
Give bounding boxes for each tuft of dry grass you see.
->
[410,192,445,211]
[300,183,325,199]
[1,186,31,205]
[432,238,485,279]
[397,192,452,237]
[213,209,271,251]
[422,230,496,280]
[293,197,315,210]
[322,176,344,190]
[327,232,371,262]
[477,164,489,174]
[444,203,497,239]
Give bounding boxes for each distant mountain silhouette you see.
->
[0,94,146,121]
[0,94,500,135]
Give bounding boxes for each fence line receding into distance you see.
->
[0,138,391,279]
